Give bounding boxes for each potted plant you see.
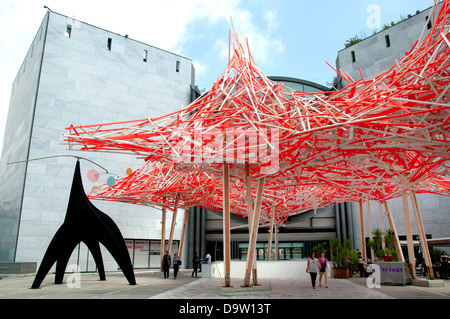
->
[372,228,383,249]
[368,228,397,261]
[330,238,350,278]
[348,249,360,277]
[383,229,395,261]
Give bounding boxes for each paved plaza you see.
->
[0,269,449,300]
[1,269,448,317]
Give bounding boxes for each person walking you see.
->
[318,252,328,288]
[173,252,180,280]
[162,250,171,279]
[306,251,321,289]
[192,251,201,278]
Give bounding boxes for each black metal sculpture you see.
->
[31,160,136,289]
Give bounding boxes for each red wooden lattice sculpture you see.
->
[65,0,450,225]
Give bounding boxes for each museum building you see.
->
[0,10,195,272]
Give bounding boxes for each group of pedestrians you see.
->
[162,250,211,279]
[162,250,181,279]
[306,252,328,289]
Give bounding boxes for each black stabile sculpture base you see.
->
[31,161,136,289]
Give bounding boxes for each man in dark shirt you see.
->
[162,250,171,279]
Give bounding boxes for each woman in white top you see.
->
[306,251,321,289]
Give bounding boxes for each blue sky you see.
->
[0,0,435,154]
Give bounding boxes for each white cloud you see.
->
[182,0,285,67]
[264,10,278,33]
[214,38,229,61]
[193,60,208,77]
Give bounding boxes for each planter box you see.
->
[373,261,411,285]
[332,268,349,278]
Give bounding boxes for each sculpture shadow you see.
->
[31,160,136,289]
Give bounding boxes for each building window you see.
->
[426,16,432,30]
[143,49,148,62]
[65,24,72,38]
[351,50,356,63]
[238,242,305,261]
[385,35,391,48]
[125,239,180,268]
[107,38,112,51]
[176,60,180,72]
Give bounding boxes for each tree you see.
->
[384,229,395,257]
[330,238,349,269]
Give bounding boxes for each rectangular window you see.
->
[65,24,72,38]
[351,50,356,63]
[426,16,432,30]
[176,60,180,72]
[143,49,148,62]
[107,38,112,51]
[385,34,391,48]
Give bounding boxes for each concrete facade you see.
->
[336,3,441,88]
[0,11,195,270]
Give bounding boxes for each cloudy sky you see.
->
[0,0,435,155]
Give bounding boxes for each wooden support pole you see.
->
[244,177,265,287]
[402,190,416,279]
[178,207,189,260]
[244,164,257,284]
[366,196,374,261]
[410,189,434,279]
[359,199,366,260]
[378,202,385,250]
[167,198,179,256]
[244,164,258,284]
[160,205,167,272]
[245,186,258,285]
[267,206,275,261]
[223,163,231,287]
[384,201,405,262]
[275,224,279,261]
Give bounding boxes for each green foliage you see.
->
[384,229,395,257]
[367,239,376,250]
[391,250,399,262]
[372,228,383,247]
[330,238,358,269]
[375,249,385,259]
[367,228,398,260]
[344,35,363,48]
[431,248,442,264]
[312,242,329,257]
[348,249,360,267]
